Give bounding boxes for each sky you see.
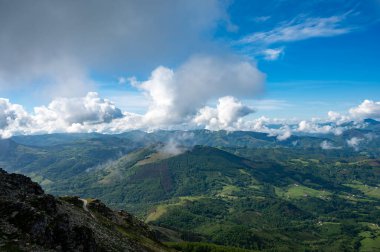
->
[0,0,380,138]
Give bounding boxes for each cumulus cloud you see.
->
[297,120,344,135]
[34,92,123,125]
[0,92,127,138]
[327,111,351,125]
[323,100,380,129]
[1,94,379,139]
[133,55,265,126]
[349,100,380,120]
[320,140,341,150]
[194,96,254,130]
[0,99,31,138]
[230,116,294,141]
[0,53,265,137]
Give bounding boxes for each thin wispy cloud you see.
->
[118,77,127,85]
[249,99,291,110]
[320,140,342,150]
[240,15,353,45]
[262,47,284,60]
[254,16,271,23]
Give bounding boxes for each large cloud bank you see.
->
[1,89,379,140]
[0,51,379,140]
[0,0,228,98]
[0,92,257,138]
[0,54,266,138]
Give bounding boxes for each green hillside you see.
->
[14,144,378,251]
[1,128,380,251]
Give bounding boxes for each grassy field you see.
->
[345,182,380,200]
[146,196,206,222]
[359,231,380,252]
[216,185,241,199]
[275,184,331,200]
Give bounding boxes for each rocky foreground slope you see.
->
[0,168,172,252]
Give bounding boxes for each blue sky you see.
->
[98,0,380,119]
[0,0,380,136]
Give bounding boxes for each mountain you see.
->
[1,127,380,251]
[11,133,104,147]
[364,118,380,126]
[0,168,171,252]
[22,144,379,251]
[2,128,373,181]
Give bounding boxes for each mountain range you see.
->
[0,119,380,251]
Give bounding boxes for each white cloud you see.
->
[234,116,272,132]
[276,126,292,141]
[364,132,377,141]
[240,15,352,44]
[64,112,143,134]
[194,96,254,130]
[346,137,364,151]
[158,132,195,155]
[297,120,343,135]
[0,53,265,137]
[327,111,351,125]
[133,55,265,127]
[349,100,380,120]
[230,116,293,141]
[0,98,31,138]
[262,48,284,61]
[1,94,379,139]
[0,92,127,138]
[34,92,123,125]
[320,140,341,150]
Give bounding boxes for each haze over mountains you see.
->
[1,118,380,251]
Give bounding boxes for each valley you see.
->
[1,122,380,251]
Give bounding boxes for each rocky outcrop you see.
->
[0,168,172,252]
